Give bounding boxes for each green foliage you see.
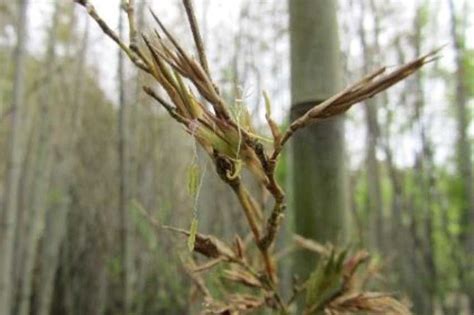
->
[187,217,198,252]
[464,49,474,98]
[417,1,430,29]
[276,148,288,185]
[107,255,122,280]
[187,163,201,198]
[305,249,347,311]
[275,121,289,184]
[438,170,463,235]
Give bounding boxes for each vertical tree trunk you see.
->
[126,0,146,308]
[57,17,91,315]
[0,0,29,313]
[289,0,348,279]
[36,196,71,315]
[17,2,60,314]
[448,0,474,310]
[117,2,129,313]
[358,0,384,250]
[411,5,437,313]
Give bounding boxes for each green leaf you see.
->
[464,49,474,98]
[263,90,272,117]
[187,218,199,252]
[305,249,346,312]
[187,163,201,198]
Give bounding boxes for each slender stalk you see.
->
[182,0,211,76]
[74,0,149,72]
[125,0,137,48]
[229,181,278,283]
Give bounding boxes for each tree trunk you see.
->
[289,0,348,280]
[448,0,474,310]
[358,0,384,251]
[117,3,130,313]
[0,0,29,313]
[414,6,437,313]
[17,2,60,314]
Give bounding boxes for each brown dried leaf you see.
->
[203,294,265,314]
[262,91,281,146]
[233,235,245,259]
[191,257,224,273]
[182,260,211,298]
[223,268,262,289]
[162,225,235,259]
[329,292,412,315]
[228,294,266,311]
[293,234,329,256]
[194,234,234,259]
[203,297,237,315]
[342,250,370,290]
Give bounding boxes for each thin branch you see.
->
[124,0,138,48]
[293,234,329,256]
[190,258,224,273]
[249,140,285,251]
[182,262,212,298]
[232,182,276,284]
[182,0,211,76]
[74,0,149,72]
[149,9,191,62]
[230,181,262,242]
[143,86,189,125]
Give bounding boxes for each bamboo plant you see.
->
[75,0,437,313]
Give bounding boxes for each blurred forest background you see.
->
[0,0,473,314]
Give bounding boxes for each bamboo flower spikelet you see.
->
[75,0,437,313]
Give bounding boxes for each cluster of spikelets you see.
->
[75,0,437,313]
[140,25,269,184]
